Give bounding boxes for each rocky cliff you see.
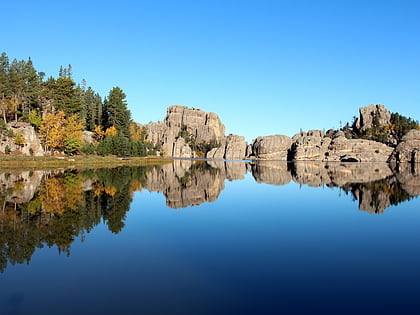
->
[353,104,391,132]
[144,105,228,158]
[143,104,418,164]
[389,129,420,164]
[0,122,44,156]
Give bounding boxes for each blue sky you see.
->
[2,0,419,141]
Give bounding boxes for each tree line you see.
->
[0,52,156,156]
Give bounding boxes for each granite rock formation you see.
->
[289,130,393,162]
[144,105,226,157]
[389,129,420,163]
[249,135,292,160]
[325,133,394,162]
[0,122,44,156]
[289,130,330,161]
[207,134,247,160]
[353,104,391,132]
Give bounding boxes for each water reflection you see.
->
[0,160,419,272]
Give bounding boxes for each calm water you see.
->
[0,160,420,314]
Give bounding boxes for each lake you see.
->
[1,160,420,314]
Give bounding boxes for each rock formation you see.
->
[0,122,44,156]
[289,130,393,162]
[389,129,420,163]
[249,135,292,160]
[289,130,330,161]
[207,134,247,160]
[144,105,227,158]
[141,104,418,164]
[325,132,394,162]
[353,104,391,132]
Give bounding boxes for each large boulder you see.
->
[0,122,44,156]
[325,133,393,162]
[250,135,292,160]
[389,129,420,163]
[207,134,247,160]
[290,130,393,162]
[289,130,330,161]
[172,137,194,158]
[354,104,391,132]
[144,105,226,157]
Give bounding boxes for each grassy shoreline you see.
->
[0,155,173,169]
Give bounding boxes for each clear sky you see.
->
[2,0,419,141]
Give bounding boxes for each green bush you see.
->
[81,143,96,155]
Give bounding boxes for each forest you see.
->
[0,52,156,156]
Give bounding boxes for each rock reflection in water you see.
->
[0,160,419,272]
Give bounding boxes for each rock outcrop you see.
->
[325,133,394,162]
[144,105,227,158]
[141,104,418,164]
[249,135,292,160]
[207,134,247,160]
[389,129,420,163]
[353,104,391,132]
[289,130,330,161]
[289,130,393,162]
[0,122,44,156]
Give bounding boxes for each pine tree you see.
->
[0,52,10,122]
[106,87,131,138]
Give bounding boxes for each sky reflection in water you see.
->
[1,160,420,314]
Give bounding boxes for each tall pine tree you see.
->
[105,87,131,138]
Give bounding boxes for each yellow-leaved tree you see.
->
[39,111,84,155]
[64,114,84,155]
[129,122,145,142]
[39,111,66,153]
[105,125,117,137]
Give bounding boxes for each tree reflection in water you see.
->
[0,160,419,272]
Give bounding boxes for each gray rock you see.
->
[290,130,393,162]
[389,129,420,163]
[289,130,331,161]
[224,134,247,160]
[354,104,391,131]
[0,122,44,156]
[326,135,393,162]
[206,134,247,160]
[251,135,292,160]
[144,105,226,158]
[82,131,95,144]
[172,137,194,158]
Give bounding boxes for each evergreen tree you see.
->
[82,86,102,131]
[0,52,10,122]
[106,87,131,138]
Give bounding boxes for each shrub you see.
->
[81,143,96,155]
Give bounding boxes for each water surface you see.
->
[1,160,420,314]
